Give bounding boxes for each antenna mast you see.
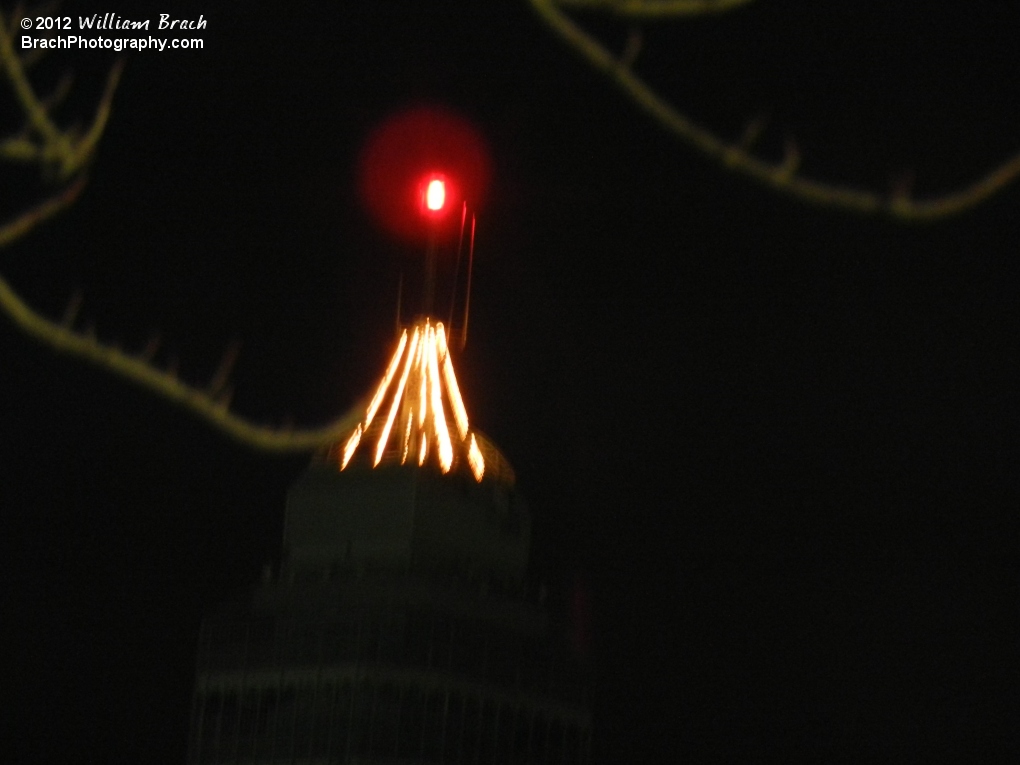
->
[460,213,476,351]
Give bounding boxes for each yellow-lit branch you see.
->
[10,0,1018,461]
[0,5,363,452]
[0,175,86,247]
[0,272,364,449]
[0,4,123,245]
[0,10,124,180]
[554,0,757,17]
[529,0,1020,220]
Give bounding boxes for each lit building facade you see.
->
[186,319,592,764]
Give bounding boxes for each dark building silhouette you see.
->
[186,319,592,764]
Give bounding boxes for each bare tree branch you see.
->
[530,0,1020,220]
[0,176,85,246]
[555,0,757,17]
[0,9,124,179]
[0,4,362,452]
[6,1,1017,458]
[0,272,365,449]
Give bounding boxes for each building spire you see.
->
[333,317,486,481]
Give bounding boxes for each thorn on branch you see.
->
[620,28,643,69]
[209,340,241,395]
[215,385,234,411]
[739,115,768,150]
[61,289,82,327]
[778,138,800,181]
[141,333,161,361]
[890,170,915,202]
[0,177,87,248]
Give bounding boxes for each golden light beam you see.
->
[467,433,485,482]
[338,318,485,481]
[418,338,428,428]
[438,324,470,440]
[375,327,420,466]
[340,424,362,469]
[365,330,407,428]
[427,324,454,472]
[401,411,412,463]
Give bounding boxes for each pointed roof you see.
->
[326,318,514,485]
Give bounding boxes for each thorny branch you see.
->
[0,11,123,179]
[4,2,1020,454]
[529,0,1020,220]
[554,0,757,17]
[0,274,365,449]
[0,7,361,451]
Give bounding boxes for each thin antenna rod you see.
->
[448,201,468,333]
[423,233,437,316]
[395,272,403,337]
[460,213,476,351]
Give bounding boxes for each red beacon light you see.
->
[425,178,446,212]
[421,174,452,219]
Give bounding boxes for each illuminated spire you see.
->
[335,317,496,482]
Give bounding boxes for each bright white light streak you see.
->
[467,433,485,482]
[427,324,453,471]
[442,361,469,440]
[437,324,469,438]
[340,424,362,470]
[418,341,428,428]
[401,411,412,463]
[436,321,449,355]
[365,330,407,428]
[375,327,420,466]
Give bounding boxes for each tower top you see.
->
[286,316,527,584]
[324,316,514,486]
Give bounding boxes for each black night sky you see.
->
[2,1,1018,763]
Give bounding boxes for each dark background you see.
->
[2,1,1017,762]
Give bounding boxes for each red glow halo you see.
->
[358,106,491,243]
